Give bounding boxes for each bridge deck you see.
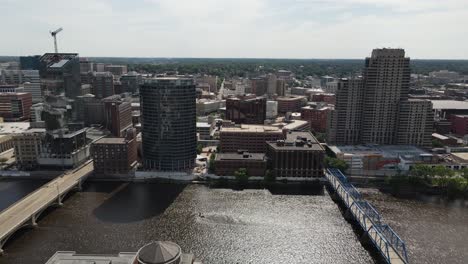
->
[0,162,93,251]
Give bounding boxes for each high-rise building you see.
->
[39,53,82,99]
[396,99,433,147]
[79,58,94,73]
[361,48,410,144]
[140,77,196,171]
[267,73,277,97]
[120,71,143,94]
[23,70,42,103]
[103,95,132,137]
[226,96,266,124]
[328,78,364,145]
[0,92,33,121]
[91,72,115,99]
[19,55,41,70]
[104,65,128,76]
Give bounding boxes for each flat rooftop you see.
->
[0,122,30,134]
[431,100,468,110]
[94,137,127,144]
[330,145,430,159]
[45,251,136,264]
[216,152,266,161]
[221,124,282,133]
[268,131,324,151]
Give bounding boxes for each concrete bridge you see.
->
[0,161,93,255]
[326,168,409,264]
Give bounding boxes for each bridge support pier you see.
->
[30,214,38,227]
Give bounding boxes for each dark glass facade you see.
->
[140,78,196,171]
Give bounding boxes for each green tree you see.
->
[432,139,444,148]
[197,144,203,155]
[208,154,216,173]
[325,156,349,171]
[234,168,249,184]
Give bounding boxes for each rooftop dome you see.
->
[137,241,182,264]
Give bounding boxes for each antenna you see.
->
[49,27,63,53]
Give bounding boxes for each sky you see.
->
[1,0,468,59]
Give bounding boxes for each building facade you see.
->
[140,77,196,171]
[361,48,410,144]
[13,129,45,169]
[226,96,266,124]
[92,72,115,99]
[452,115,468,136]
[39,53,82,99]
[266,132,325,178]
[220,125,283,153]
[396,99,433,147]
[277,96,307,113]
[91,136,137,175]
[214,151,267,176]
[0,92,33,121]
[103,95,132,137]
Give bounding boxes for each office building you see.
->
[226,95,266,124]
[13,128,46,169]
[20,55,41,70]
[267,73,277,97]
[23,70,42,102]
[266,100,278,119]
[103,95,132,137]
[277,96,307,113]
[79,58,94,73]
[0,70,24,85]
[452,115,468,136]
[91,72,114,99]
[39,53,82,99]
[328,78,364,145]
[196,75,218,93]
[361,48,410,144]
[197,122,211,140]
[214,151,267,176]
[0,85,24,93]
[91,134,137,175]
[0,135,14,153]
[301,105,333,133]
[120,71,143,94]
[0,92,33,121]
[104,65,128,76]
[266,131,325,178]
[140,77,196,171]
[250,77,267,96]
[220,125,283,153]
[74,94,105,126]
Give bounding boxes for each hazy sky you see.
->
[2,0,468,59]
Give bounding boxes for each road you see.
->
[0,161,93,254]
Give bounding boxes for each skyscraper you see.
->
[361,48,410,144]
[329,48,432,147]
[328,78,364,145]
[140,77,196,171]
[91,72,115,99]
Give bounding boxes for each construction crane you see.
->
[50,27,63,53]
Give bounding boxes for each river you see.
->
[0,180,466,264]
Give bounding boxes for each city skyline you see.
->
[1,0,468,59]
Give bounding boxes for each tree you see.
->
[432,139,444,148]
[208,154,216,173]
[234,168,249,184]
[325,156,348,171]
[197,144,203,155]
[264,169,276,183]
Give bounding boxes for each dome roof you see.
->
[137,241,182,264]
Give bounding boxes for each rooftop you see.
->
[45,251,136,264]
[221,124,282,133]
[94,137,127,145]
[431,100,468,110]
[216,152,266,161]
[330,145,430,159]
[268,131,324,151]
[0,122,30,134]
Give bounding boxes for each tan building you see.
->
[214,151,266,176]
[13,128,45,169]
[0,135,14,153]
[396,99,433,147]
[220,125,283,153]
[276,96,307,113]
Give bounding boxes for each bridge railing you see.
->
[377,224,409,263]
[326,168,409,264]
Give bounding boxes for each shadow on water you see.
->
[208,180,325,195]
[325,184,384,264]
[92,182,186,223]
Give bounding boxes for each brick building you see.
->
[0,92,32,121]
[214,151,266,176]
[301,105,332,133]
[276,96,307,113]
[266,131,325,178]
[226,96,266,124]
[103,95,133,137]
[220,125,283,153]
[451,115,468,136]
[91,135,137,175]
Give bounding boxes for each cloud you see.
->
[0,0,467,59]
